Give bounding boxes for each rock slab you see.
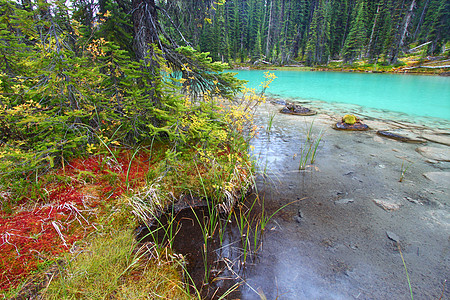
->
[420,134,450,146]
[416,146,450,162]
[423,172,450,187]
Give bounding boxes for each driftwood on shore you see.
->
[404,65,450,69]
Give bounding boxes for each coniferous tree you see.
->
[342,0,367,63]
[305,0,332,65]
[421,0,450,55]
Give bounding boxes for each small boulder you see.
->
[386,231,400,243]
[335,198,354,204]
[373,199,401,211]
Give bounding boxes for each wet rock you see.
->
[333,121,369,131]
[405,196,422,205]
[386,231,400,243]
[425,159,439,164]
[416,146,450,162]
[373,199,401,211]
[423,172,450,187]
[349,242,358,250]
[280,103,317,116]
[270,99,287,105]
[335,198,354,204]
[420,134,450,146]
[294,209,303,223]
[376,130,426,143]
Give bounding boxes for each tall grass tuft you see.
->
[298,119,324,170]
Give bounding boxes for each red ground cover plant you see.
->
[0,150,152,293]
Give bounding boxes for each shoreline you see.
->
[233,66,449,76]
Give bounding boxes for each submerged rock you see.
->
[423,172,450,187]
[373,199,401,211]
[335,198,354,204]
[416,146,450,161]
[386,231,400,243]
[420,134,450,146]
[280,103,317,116]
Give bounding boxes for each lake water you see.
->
[233,70,450,125]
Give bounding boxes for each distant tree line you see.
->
[160,0,449,66]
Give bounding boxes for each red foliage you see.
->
[0,151,152,292]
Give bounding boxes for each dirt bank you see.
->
[242,102,449,299]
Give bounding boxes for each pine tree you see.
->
[422,0,450,55]
[389,0,417,64]
[342,0,367,63]
[329,0,350,59]
[305,0,332,65]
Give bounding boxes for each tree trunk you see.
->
[265,0,273,58]
[132,0,160,66]
[366,3,381,57]
[413,0,430,39]
[390,0,416,64]
[290,26,303,59]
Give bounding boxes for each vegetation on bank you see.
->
[0,0,277,298]
[232,50,450,75]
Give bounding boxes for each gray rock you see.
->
[405,196,422,205]
[425,159,439,164]
[416,146,450,162]
[373,199,401,211]
[423,172,450,187]
[335,198,354,204]
[386,231,400,243]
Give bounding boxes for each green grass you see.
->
[399,160,413,182]
[43,226,189,300]
[298,119,324,170]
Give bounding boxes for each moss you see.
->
[342,114,357,125]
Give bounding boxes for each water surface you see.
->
[234,70,450,122]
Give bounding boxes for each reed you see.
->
[399,160,413,182]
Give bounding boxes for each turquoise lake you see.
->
[233,70,450,123]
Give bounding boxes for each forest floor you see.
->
[240,101,449,299]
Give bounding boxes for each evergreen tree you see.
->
[422,0,450,55]
[305,0,332,65]
[329,0,350,59]
[342,0,367,63]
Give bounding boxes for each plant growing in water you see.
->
[266,112,276,133]
[399,160,413,182]
[298,120,324,170]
